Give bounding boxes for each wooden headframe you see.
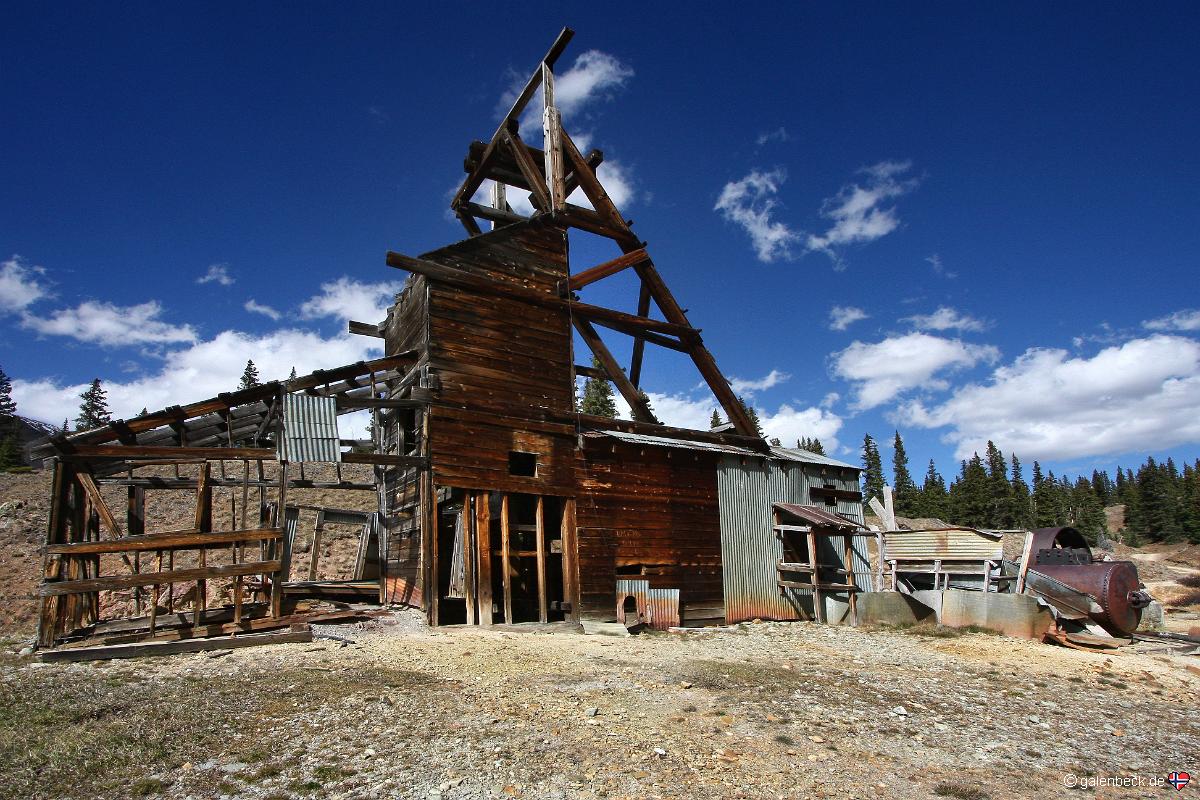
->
[429,27,759,438]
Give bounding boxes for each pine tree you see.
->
[0,366,18,470]
[1033,467,1064,528]
[75,379,112,431]
[737,396,764,438]
[768,437,782,446]
[918,459,949,519]
[796,436,827,455]
[289,366,298,381]
[861,434,884,506]
[984,440,1014,528]
[0,367,15,419]
[1009,454,1033,529]
[60,418,70,435]
[239,359,261,390]
[891,431,919,517]
[709,409,722,429]
[1070,477,1107,544]
[949,453,991,528]
[580,356,618,418]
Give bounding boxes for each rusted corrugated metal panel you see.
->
[645,588,680,629]
[718,457,873,624]
[589,429,762,457]
[774,503,863,530]
[615,578,649,625]
[882,528,1004,561]
[279,393,340,463]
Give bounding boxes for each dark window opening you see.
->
[508,451,538,477]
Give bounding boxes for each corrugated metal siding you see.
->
[718,456,873,624]
[883,529,1004,561]
[645,588,680,629]
[279,393,340,463]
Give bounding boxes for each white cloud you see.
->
[714,168,802,262]
[0,255,49,313]
[832,332,1000,410]
[244,299,282,321]
[1143,309,1200,332]
[926,253,957,279]
[902,306,988,333]
[554,50,634,117]
[196,263,234,286]
[829,305,869,331]
[806,160,918,262]
[729,369,790,396]
[13,328,382,427]
[22,300,198,347]
[298,277,402,324]
[898,335,1200,461]
[761,404,843,452]
[756,127,789,146]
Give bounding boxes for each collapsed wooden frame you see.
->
[431,26,759,438]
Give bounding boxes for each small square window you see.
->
[508,451,538,477]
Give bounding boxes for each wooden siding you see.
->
[575,441,723,619]
[421,223,577,494]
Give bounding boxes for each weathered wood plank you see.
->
[40,560,282,597]
[39,628,313,662]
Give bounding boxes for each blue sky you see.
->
[2,3,1198,481]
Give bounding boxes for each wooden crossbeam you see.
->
[45,528,282,555]
[462,201,529,227]
[348,320,385,338]
[563,248,649,292]
[504,130,551,212]
[40,560,281,597]
[572,317,657,424]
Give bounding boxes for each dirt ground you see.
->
[0,613,1197,800]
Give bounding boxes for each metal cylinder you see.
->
[1032,560,1145,635]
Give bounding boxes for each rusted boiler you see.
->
[1023,526,1152,636]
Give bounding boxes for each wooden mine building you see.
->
[31,29,868,654]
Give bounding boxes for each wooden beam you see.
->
[462,201,530,227]
[563,248,650,292]
[572,317,657,424]
[38,628,313,662]
[574,363,607,380]
[40,559,282,597]
[561,499,578,622]
[500,494,512,625]
[348,320,385,338]
[629,282,652,388]
[503,130,551,212]
[560,127,627,232]
[476,492,492,626]
[535,495,547,623]
[339,452,430,468]
[64,445,276,461]
[462,497,475,626]
[335,398,428,410]
[45,528,282,555]
[542,62,566,211]
[456,208,483,237]
[75,472,121,538]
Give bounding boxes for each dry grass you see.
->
[0,662,430,800]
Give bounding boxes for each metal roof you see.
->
[585,432,860,471]
[773,503,865,531]
[768,446,858,470]
[586,429,763,456]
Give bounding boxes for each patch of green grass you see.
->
[129,778,168,797]
[244,763,283,783]
[933,783,989,800]
[290,779,323,793]
[774,734,794,746]
[217,781,239,795]
[313,764,356,782]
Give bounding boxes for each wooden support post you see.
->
[842,533,858,626]
[308,510,325,581]
[37,462,69,647]
[808,527,823,624]
[561,498,579,621]
[501,494,512,625]
[542,62,566,211]
[535,495,548,623]
[489,181,508,232]
[269,464,291,618]
[504,130,552,212]
[629,282,652,388]
[1015,531,1034,594]
[462,498,476,626]
[194,462,212,624]
[128,485,145,614]
[476,492,492,626]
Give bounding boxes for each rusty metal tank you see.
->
[1024,527,1151,636]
